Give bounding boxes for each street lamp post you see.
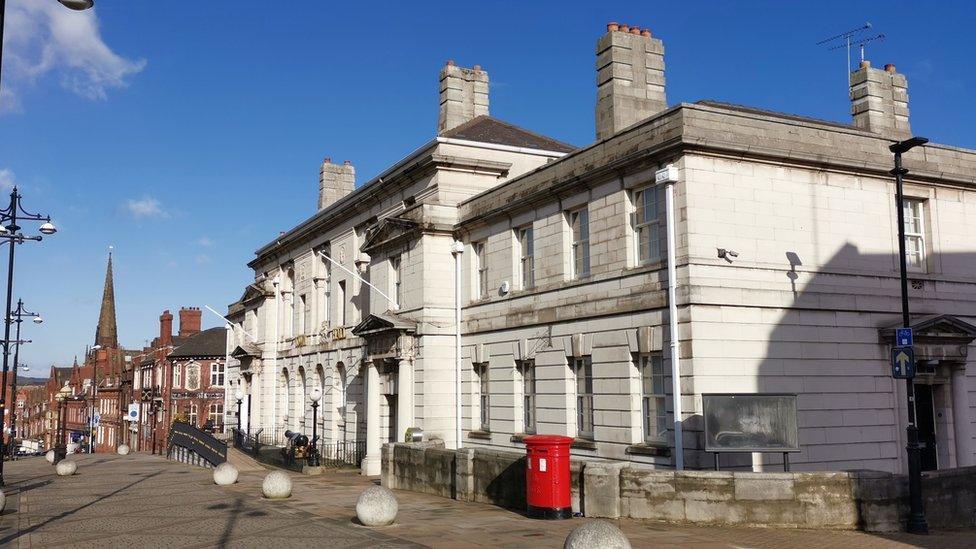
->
[890,136,929,535]
[309,387,322,467]
[5,299,42,461]
[53,384,72,464]
[89,344,102,453]
[0,188,57,486]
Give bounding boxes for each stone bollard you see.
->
[262,470,292,499]
[117,444,130,456]
[355,486,398,527]
[0,489,5,513]
[213,462,239,486]
[55,460,78,477]
[45,450,55,464]
[564,520,631,549]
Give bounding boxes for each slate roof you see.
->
[167,327,226,359]
[440,115,576,153]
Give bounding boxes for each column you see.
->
[362,362,381,475]
[396,359,413,442]
[951,365,973,466]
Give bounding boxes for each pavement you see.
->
[1,452,974,548]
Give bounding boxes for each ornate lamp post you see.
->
[0,188,57,486]
[234,386,244,441]
[53,384,72,464]
[4,300,41,460]
[308,387,322,467]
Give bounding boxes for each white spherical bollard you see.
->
[45,450,55,464]
[355,486,398,527]
[564,521,631,549]
[261,470,292,499]
[213,462,239,486]
[117,444,130,456]
[55,460,78,477]
[0,489,5,513]
[66,442,78,454]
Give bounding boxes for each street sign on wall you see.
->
[891,347,916,379]
[125,403,139,422]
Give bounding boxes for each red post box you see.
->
[524,434,574,519]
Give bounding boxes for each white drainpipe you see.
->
[658,165,684,471]
[451,241,465,450]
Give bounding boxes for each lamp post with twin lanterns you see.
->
[308,387,322,467]
[234,387,244,435]
[4,300,42,461]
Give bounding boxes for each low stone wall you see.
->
[382,442,976,531]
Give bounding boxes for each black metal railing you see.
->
[319,440,366,468]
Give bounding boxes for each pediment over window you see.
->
[352,313,417,337]
[879,314,975,362]
[230,343,262,359]
[360,217,419,254]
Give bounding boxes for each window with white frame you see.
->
[637,354,667,443]
[569,208,590,278]
[474,241,488,299]
[518,226,534,290]
[210,363,225,387]
[301,293,310,335]
[391,255,402,308]
[187,403,198,427]
[518,360,536,434]
[903,198,926,271]
[474,362,490,432]
[633,186,662,264]
[572,356,594,439]
[319,247,331,327]
[337,280,347,325]
[172,364,181,389]
[209,402,224,429]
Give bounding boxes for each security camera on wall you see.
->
[499,281,511,295]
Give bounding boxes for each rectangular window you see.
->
[569,208,590,278]
[519,360,537,434]
[209,403,224,429]
[903,198,926,271]
[572,356,594,439]
[291,293,301,337]
[188,403,198,427]
[173,364,181,389]
[337,280,347,325]
[210,363,225,387]
[638,354,667,443]
[475,362,490,432]
[475,241,488,299]
[391,256,402,308]
[633,186,662,264]
[518,226,535,289]
[301,294,310,335]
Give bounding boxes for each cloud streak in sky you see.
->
[122,196,168,219]
[2,0,146,112]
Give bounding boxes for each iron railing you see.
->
[318,439,366,468]
[232,427,363,469]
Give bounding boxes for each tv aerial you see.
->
[817,22,886,85]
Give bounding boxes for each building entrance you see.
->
[915,384,938,471]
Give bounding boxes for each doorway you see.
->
[386,394,398,443]
[914,384,938,471]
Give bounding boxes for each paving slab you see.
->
[0,453,974,548]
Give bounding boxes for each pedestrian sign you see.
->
[891,347,915,379]
[896,328,913,347]
[92,413,101,427]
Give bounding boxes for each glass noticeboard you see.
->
[703,393,799,453]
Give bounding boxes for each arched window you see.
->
[315,363,326,435]
[335,362,347,441]
[296,365,307,430]
[280,367,290,432]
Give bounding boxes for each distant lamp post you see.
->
[234,387,245,433]
[889,136,929,535]
[308,387,322,467]
[54,384,73,464]
[3,299,42,463]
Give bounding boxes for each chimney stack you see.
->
[318,158,356,211]
[437,61,489,134]
[159,310,173,347]
[850,60,911,139]
[595,22,667,141]
[178,307,202,338]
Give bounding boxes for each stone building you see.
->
[227,23,976,475]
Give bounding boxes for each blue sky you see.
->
[2,0,974,371]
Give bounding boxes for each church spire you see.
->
[94,251,119,349]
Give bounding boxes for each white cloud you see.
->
[0,169,15,191]
[122,196,168,219]
[197,236,215,248]
[2,0,146,112]
[195,254,212,265]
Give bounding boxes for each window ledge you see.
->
[626,443,671,458]
[510,433,535,444]
[468,430,491,440]
[571,438,596,450]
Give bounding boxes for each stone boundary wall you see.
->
[381,442,976,532]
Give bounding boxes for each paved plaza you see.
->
[0,453,974,548]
